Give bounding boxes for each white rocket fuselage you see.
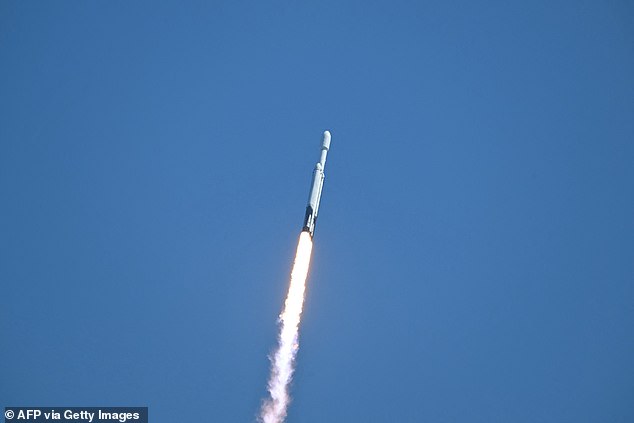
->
[302,131,331,237]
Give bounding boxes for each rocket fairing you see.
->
[302,131,331,238]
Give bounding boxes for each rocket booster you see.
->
[302,131,331,238]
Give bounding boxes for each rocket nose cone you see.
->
[322,130,331,150]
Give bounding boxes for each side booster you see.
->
[302,131,331,238]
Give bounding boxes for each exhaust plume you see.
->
[259,231,313,423]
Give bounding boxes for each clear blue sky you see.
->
[1,1,633,422]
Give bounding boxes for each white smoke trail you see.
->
[259,231,314,423]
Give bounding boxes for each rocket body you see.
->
[302,131,331,238]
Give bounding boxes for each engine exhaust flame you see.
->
[259,231,313,423]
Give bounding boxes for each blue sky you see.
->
[1,1,633,422]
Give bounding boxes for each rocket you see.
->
[302,131,331,238]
